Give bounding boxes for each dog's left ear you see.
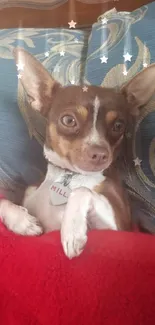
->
[13,47,61,117]
[121,64,155,116]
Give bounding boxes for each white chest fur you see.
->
[23,163,106,232]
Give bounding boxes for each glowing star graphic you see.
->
[143,63,148,68]
[60,50,65,57]
[101,17,108,25]
[82,86,88,92]
[16,62,24,71]
[45,51,49,58]
[68,20,77,29]
[17,73,22,79]
[133,157,142,167]
[74,38,79,43]
[100,55,108,64]
[123,68,128,76]
[123,52,132,62]
[70,79,75,85]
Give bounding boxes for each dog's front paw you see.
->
[13,206,43,236]
[61,189,89,259]
[61,202,87,259]
[61,225,87,259]
[0,200,43,236]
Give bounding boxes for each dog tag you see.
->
[50,182,71,206]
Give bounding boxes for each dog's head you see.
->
[14,48,155,174]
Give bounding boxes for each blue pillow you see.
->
[84,2,155,232]
[0,28,89,200]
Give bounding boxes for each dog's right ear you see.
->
[121,64,155,116]
[13,47,61,117]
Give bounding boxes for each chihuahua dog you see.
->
[0,48,155,258]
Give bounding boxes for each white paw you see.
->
[0,200,42,236]
[61,214,87,259]
[61,230,87,259]
[12,206,43,236]
[60,187,91,259]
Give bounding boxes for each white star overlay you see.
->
[60,50,65,57]
[100,55,108,64]
[143,63,148,68]
[133,157,142,167]
[123,68,128,76]
[17,73,22,79]
[123,52,132,62]
[68,20,77,29]
[45,51,49,58]
[82,86,88,92]
[101,17,108,25]
[70,79,75,85]
[74,38,79,43]
[16,62,24,71]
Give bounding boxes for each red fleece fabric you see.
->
[0,224,155,325]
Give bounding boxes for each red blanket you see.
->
[0,223,155,325]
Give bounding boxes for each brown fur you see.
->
[95,171,131,231]
[44,86,129,171]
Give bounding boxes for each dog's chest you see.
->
[24,164,105,231]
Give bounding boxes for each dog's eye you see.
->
[112,120,124,133]
[61,115,76,127]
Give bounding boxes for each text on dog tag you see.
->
[50,182,71,206]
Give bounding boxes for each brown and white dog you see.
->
[0,48,155,258]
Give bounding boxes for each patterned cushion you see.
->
[0,28,88,200]
[84,2,155,232]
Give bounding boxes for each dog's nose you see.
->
[87,146,108,164]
